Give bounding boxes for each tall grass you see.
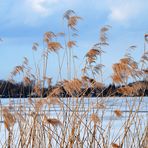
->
[0,10,148,148]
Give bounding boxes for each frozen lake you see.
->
[0,97,147,147]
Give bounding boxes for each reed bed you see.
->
[0,10,148,148]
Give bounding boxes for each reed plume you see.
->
[43,115,63,127]
[3,108,16,131]
[114,109,122,117]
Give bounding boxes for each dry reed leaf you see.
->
[3,108,16,130]
[114,109,122,117]
[43,115,63,127]
[111,143,120,148]
[90,113,100,124]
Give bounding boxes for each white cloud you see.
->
[26,0,59,16]
[0,0,76,26]
[25,0,78,17]
[107,0,147,23]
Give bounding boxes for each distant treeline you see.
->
[0,80,148,98]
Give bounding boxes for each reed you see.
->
[0,10,147,148]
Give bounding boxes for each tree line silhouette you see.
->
[0,79,147,98]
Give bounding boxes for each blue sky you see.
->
[0,0,148,83]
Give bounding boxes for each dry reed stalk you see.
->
[68,126,76,148]
[141,126,148,148]
[8,130,13,148]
